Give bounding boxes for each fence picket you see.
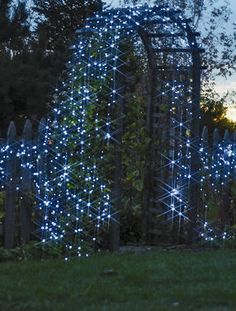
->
[4,121,17,249]
[221,130,231,225]
[212,128,220,189]
[20,120,33,244]
[36,118,48,239]
[232,131,236,179]
[200,126,209,221]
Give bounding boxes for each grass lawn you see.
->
[0,249,236,311]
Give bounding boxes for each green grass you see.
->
[0,249,236,311]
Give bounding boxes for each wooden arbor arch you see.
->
[73,5,203,249]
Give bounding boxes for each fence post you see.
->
[110,64,125,251]
[20,119,33,244]
[200,126,209,221]
[221,129,230,226]
[37,117,47,190]
[4,121,17,249]
[212,128,220,190]
[187,45,201,243]
[36,117,48,240]
[232,131,236,180]
[0,136,5,191]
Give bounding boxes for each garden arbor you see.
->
[3,5,236,254]
[54,4,202,250]
[0,5,203,253]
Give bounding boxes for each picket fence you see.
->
[0,118,47,249]
[0,119,235,248]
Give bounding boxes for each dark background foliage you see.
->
[0,0,103,134]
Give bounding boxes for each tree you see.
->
[31,0,104,81]
[0,0,104,133]
[201,89,236,136]
[26,0,104,124]
[33,0,103,50]
[0,0,33,132]
[151,0,236,81]
[0,0,11,51]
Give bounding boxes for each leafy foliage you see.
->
[0,241,64,262]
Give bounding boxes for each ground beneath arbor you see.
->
[1,249,236,311]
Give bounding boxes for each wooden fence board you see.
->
[4,122,17,249]
[20,120,33,244]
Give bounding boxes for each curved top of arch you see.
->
[75,5,202,55]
